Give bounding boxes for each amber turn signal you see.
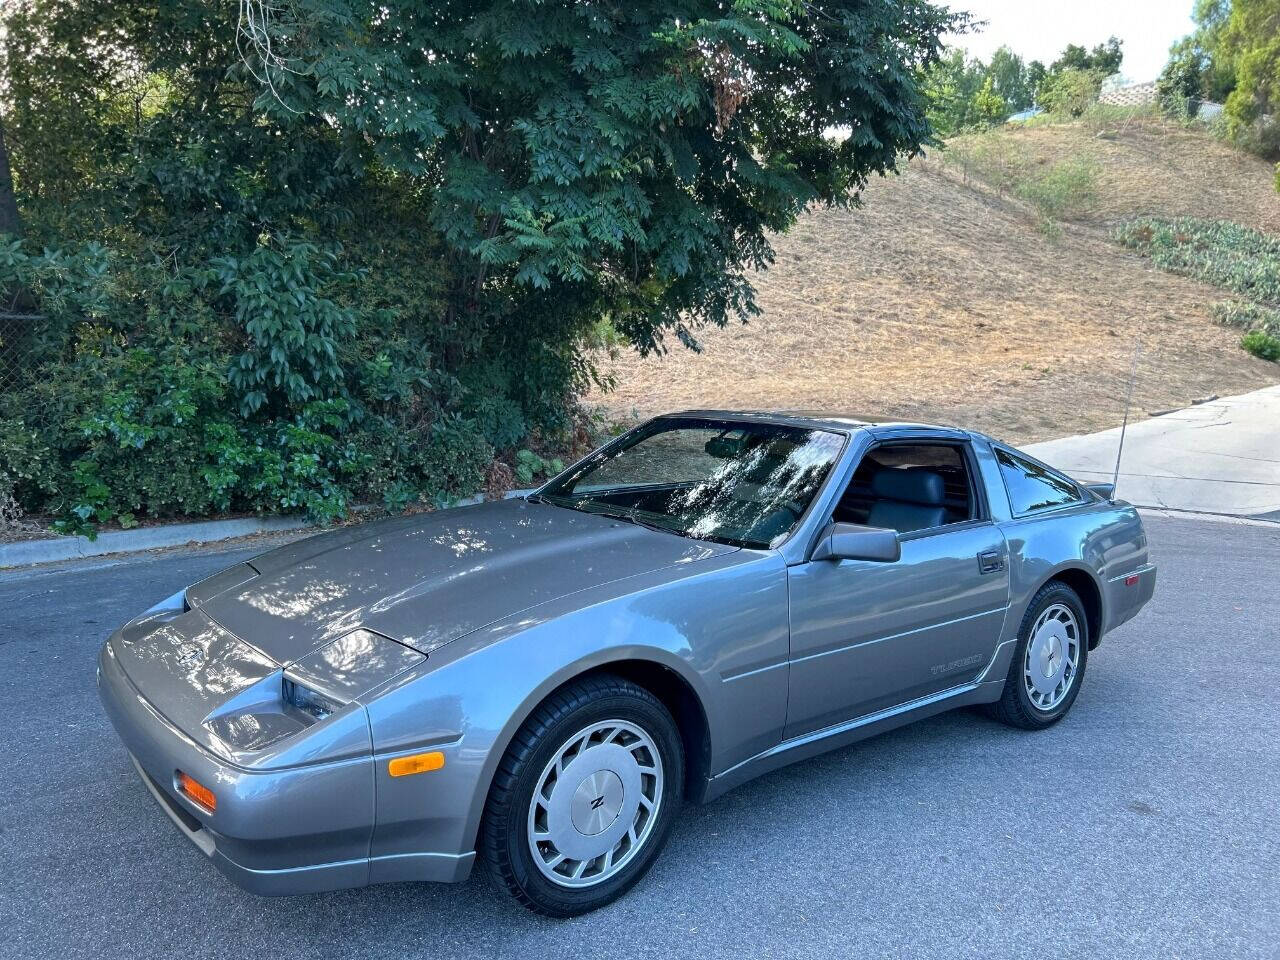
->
[177,771,217,811]
[388,751,445,777]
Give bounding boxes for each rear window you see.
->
[995,448,1082,515]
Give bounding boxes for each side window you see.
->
[994,448,1082,515]
[833,442,979,534]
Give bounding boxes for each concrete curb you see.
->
[0,490,530,571]
[0,515,314,569]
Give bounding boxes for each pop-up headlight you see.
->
[204,629,425,755]
[281,629,425,724]
[282,677,342,721]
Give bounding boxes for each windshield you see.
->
[536,417,846,549]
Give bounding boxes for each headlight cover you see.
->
[120,588,191,642]
[203,629,425,754]
[285,629,426,706]
[143,588,189,616]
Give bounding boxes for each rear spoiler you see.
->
[1085,481,1115,501]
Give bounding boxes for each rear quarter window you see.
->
[995,448,1083,515]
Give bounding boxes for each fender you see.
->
[363,546,789,862]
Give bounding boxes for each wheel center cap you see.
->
[570,770,624,836]
[1041,634,1062,678]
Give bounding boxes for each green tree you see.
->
[1220,0,1280,156]
[1039,69,1105,117]
[923,48,988,136]
[1158,39,1211,114]
[971,77,1008,126]
[922,46,1022,135]
[1190,0,1239,101]
[0,0,965,530]
[0,110,19,238]
[1027,60,1049,103]
[1160,0,1280,162]
[1051,37,1124,77]
[241,0,966,355]
[988,46,1034,112]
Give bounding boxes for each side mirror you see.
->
[1085,481,1115,501]
[810,522,901,563]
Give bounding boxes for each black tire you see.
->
[480,674,685,916]
[988,580,1090,730]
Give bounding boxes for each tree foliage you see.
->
[922,36,1126,137]
[923,46,1029,136]
[0,0,962,531]
[1160,0,1280,165]
[1049,37,1124,78]
[242,0,965,354]
[987,46,1035,113]
[1039,69,1107,118]
[1220,0,1280,157]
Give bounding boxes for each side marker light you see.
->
[177,771,217,811]
[388,752,445,777]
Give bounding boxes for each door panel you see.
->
[784,523,1010,739]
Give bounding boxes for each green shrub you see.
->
[1014,156,1101,222]
[1038,69,1105,118]
[1,348,498,538]
[1211,300,1280,335]
[514,449,565,487]
[1115,218,1280,305]
[1242,330,1280,362]
[1,0,962,534]
[943,133,1099,224]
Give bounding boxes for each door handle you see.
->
[977,549,1005,574]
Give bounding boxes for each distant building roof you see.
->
[1006,108,1043,123]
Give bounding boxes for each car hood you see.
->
[193,498,735,665]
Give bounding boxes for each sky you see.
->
[946,0,1198,84]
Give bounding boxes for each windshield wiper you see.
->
[585,505,682,537]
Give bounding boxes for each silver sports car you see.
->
[99,411,1156,915]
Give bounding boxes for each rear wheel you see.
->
[989,581,1089,730]
[481,674,684,916]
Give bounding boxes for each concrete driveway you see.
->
[1,514,1277,959]
[1027,385,1280,520]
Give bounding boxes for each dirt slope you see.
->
[973,117,1280,233]
[591,118,1280,443]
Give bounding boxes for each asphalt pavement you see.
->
[1,515,1277,959]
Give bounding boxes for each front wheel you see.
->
[480,674,684,916]
[989,581,1090,730]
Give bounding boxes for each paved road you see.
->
[1,516,1277,960]
[1027,385,1280,520]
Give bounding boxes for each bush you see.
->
[943,133,1099,226]
[1014,156,1101,222]
[1242,330,1280,361]
[1038,69,1105,118]
[1114,218,1280,304]
[1,0,963,534]
[1212,300,1280,335]
[1117,217,1280,364]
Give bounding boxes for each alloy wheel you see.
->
[526,719,664,888]
[1022,602,1082,711]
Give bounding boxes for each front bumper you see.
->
[98,641,473,895]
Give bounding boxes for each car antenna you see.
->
[1111,338,1142,502]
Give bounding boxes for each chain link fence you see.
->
[0,309,40,392]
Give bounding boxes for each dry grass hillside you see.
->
[591,113,1280,443]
